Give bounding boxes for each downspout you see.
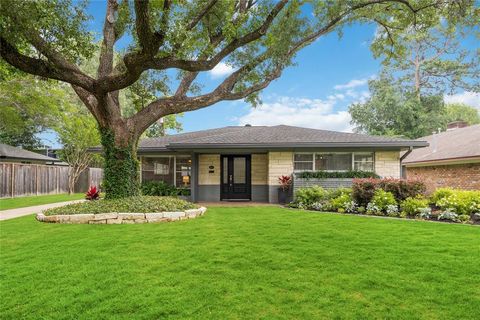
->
[400,146,413,178]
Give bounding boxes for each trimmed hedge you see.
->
[141,181,191,197]
[352,178,426,206]
[44,196,197,215]
[297,170,379,179]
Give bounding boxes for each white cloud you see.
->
[444,91,480,109]
[209,62,234,79]
[334,78,369,90]
[237,96,353,132]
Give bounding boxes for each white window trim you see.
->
[293,151,375,172]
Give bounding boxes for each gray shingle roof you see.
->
[0,143,61,162]
[403,124,480,164]
[137,125,427,150]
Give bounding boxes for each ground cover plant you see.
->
[44,196,197,216]
[1,206,479,319]
[0,193,84,210]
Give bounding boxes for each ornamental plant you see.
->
[400,196,430,217]
[370,189,396,212]
[278,175,292,191]
[435,189,480,215]
[85,186,100,201]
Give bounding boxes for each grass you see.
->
[0,193,85,210]
[1,207,479,319]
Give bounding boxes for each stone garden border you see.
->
[36,207,207,224]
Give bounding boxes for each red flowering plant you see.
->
[278,175,292,191]
[85,185,100,201]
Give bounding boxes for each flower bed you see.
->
[37,196,206,224]
[289,183,480,225]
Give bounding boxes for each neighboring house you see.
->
[91,125,427,203]
[402,122,480,193]
[0,143,62,165]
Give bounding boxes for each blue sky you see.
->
[39,1,479,147]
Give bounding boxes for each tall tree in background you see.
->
[371,8,479,97]
[1,0,477,198]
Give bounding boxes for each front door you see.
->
[221,155,251,200]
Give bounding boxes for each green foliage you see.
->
[400,197,430,217]
[352,178,426,206]
[349,73,456,139]
[434,189,480,215]
[293,186,328,207]
[330,193,354,212]
[141,181,191,197]
[297,171,379,179]
[100,128,140,199]
[430,188,455,204]
[44,196,197,215]
[370,189,396,211]
[445,103,480,125]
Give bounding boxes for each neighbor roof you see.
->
[403,124,480,165]
[133,125,427,151]
[0,143,61,162]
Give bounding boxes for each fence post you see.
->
[11,163,15,198]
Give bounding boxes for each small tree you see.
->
[1,0,476,198]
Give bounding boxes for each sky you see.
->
[39,1,480,147]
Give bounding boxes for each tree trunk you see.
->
[100,125,140,199]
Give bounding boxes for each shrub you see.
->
[357,206,366,214]
[430,188,455,204]
[141,181,190,197]
[327,187,352,199]
[435,189,480,215]
[417,207,432,220]
[458,215,470,223]
[330,193,354,211]
[438,209,459,222]
[386,204,399,217]
[45,196,197,215]
[366,202,381,215]
[293,186,328,206]
[370,189,396,211]
[337,208,346,213]
[400,197,430,217]
[297,171,379,179]
[352,178,426,205]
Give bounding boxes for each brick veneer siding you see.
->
[375,151,400,178]
[198,154,220,185]
[252,154,268,185]
[405,163,480,194]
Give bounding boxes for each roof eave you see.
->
[166,141,428,149]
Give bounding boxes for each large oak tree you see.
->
[1,0,476,198]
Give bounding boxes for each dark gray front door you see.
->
[220,155,251,200]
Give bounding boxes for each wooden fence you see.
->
[0,163,103,198]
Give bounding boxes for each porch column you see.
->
[191,153,198,202]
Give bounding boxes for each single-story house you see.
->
[103,125,426,203]
[402,122,480,193]
[0,143,62,165]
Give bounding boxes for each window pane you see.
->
[354,153,374,172]
[223,157,228,184]
[233,157,246,184]
[315,153,352,171]
[354,162,374,171]
[176,156,192,187]
[294,154,313,161]
[294,162,313,171]
[354,153,373,162]
[142,157,174,184]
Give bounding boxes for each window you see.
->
[293,152,374,172]
[316,153,351,171]
[354,153,374,171]
[142,155,192,188]
[294,153,314,171]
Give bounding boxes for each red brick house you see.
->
[402,122,480,193]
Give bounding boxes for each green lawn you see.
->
[0,193,84,210]
[1,207,479,319]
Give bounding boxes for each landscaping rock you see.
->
[134,219,147,224]
[163,212,185,221]
[118,213,145,220]
[69,214,95,224]
[185,209,201,218]
[107,218,123,224]
[93,213,118,220]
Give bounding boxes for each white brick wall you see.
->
[375,151,400,178]
[268,152,294,185]
[252,154,268,185]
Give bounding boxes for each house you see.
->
[93,125,427,203]
[402,122,480,193]
[0,143,62,165]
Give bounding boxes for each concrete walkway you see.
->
[0,200,84,221]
